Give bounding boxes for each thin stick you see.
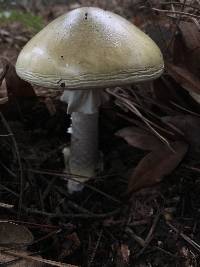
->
[107,88,173,151]
[88,229,103,267]
[136,213,161,257]
[151,8,200,19]
[167,222,200,252]
[23,206,120,219]
[0,112,24,216]
[0,247,78,267]
[159,2,200,12]
[28,168,121,204]
[125,227,145,247]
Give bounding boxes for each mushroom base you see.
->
[68,111,99,193]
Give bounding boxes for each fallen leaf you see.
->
[166,63,200,95]
[4,61,36,100]
[163,115,200,153]
[0,251,44,267]
[0,221,43,267]
[179,21,200,76]
[179,21,200,51]
[128,141,188,194]
[0,249,76,267]
[116,126,163,151]
[0,221,33,246]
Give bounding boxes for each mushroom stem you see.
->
[68,111,99,192]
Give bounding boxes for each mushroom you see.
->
[15,7,164,193]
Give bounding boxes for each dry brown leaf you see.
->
[163,115,200,153]
[179,21,200,51]
[5,61,37,100]
[166,63,200,95]
[179,21,200,76]
[128,141,188,194]
[0,221,33,246]
[116,126,163,151]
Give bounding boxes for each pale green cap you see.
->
[16,7,164,90]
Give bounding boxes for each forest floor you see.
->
[0,1,200,266]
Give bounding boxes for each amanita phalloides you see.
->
[15,7,164,193]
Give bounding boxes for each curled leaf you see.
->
[128,141,188,194]
[116,126,163,151]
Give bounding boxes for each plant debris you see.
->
[0,1,200,266]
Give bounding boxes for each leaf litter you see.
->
[1,1,200,267]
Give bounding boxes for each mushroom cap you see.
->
[16,7,164,90]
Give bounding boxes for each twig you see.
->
[28,168,121,204]
[0,247,78,267]
[151,7,200,19]
[135,213,161,258]
[32,229,61,245]
[184,165,200,174]
[107,88,173,152]
[160,2,200,12]
[190,17,200,31]
[67,200,95,215]
[7,220,60,230]
[88,229,103,267]
[166,221,200,252]
[125,227,145,247]
[23,207,120,219]
[175,0,187,26]
[125,213,161,258]
[0,112,24,216]
[0,159,17,178]
[42,176,57,201]
[153,246,178,258]
[170,101,200,117]
[0,183,19,197]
